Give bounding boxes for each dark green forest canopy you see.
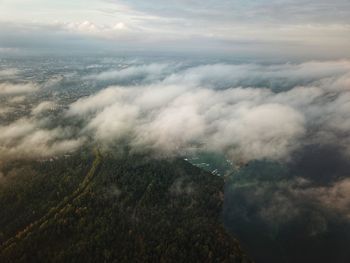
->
[0,151,251,263]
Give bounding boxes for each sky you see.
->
[0,0,349,59]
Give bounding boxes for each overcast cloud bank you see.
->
[66,60,350,163]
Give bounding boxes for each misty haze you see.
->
[0,1,350,263]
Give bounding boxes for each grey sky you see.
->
[0,0,349,58]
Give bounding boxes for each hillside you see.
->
[0,151,251,263]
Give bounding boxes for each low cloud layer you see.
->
[85,63,173,84]
[1,57,350,263]
[0,68,20,78]
[69,85,305,161]
[241,176,350,226]
[0,82,38,95]
[0,117,84,161]
[31,101,57,116]
[0,59,349,163]
[0,119,84,160]
[67,60,350,163]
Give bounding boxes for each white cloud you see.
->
[0,118,85,160]
[0,82,38,95]
[259,177,350,224]
[0,68,20,78]
[31,101,57,115]
[0,119,36,142]
[9,96,26,103]
[68,60,350,162]
[1,59,349,163]
[84,63,170,82]
[314,179,350,219]
[69,85,305,161]
[0,107,11,116]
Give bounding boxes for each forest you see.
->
[0,150,250,262]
